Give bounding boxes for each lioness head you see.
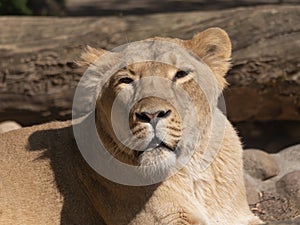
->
[76,28,231,177]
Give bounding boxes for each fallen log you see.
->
[0,5,299,125]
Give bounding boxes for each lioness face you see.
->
[110,63,184,168]
[79,28,232,175]
[96,61,211,172]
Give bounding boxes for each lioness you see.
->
[0,28,263,225]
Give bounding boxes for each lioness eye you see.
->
[119,77,134,84]
[174,70,189,80]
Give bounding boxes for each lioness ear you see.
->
[185,28,231,88]
[75,45,107,67]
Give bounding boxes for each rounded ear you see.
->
[75,45,107,67]
[184,27,232,89]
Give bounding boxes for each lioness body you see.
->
[0,121,104,225]
[0,116,260,225]
[0,28,262,224]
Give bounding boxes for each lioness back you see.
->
[0,121,104,225]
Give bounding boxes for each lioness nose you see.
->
[135,110,171,123]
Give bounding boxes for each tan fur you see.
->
[0,28,263,225]
[75,45,107,67]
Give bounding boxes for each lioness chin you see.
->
[0,28,263,225]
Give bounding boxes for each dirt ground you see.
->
[250,192,299,222]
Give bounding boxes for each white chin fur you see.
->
[137,148,177,179]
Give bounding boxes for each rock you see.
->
[0,121,22,133]
[276,171,300,209]
[244,174,260,204]
[244,149,279,180]
[272,145,300,177]
[243,145,300,222]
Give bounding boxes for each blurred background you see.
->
[0,0,298,16]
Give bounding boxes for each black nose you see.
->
[135,110,171,123]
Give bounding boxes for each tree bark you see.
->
[0,5,299,125]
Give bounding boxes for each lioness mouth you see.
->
[135,137,175,157]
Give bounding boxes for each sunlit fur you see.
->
[89,28,263,224]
